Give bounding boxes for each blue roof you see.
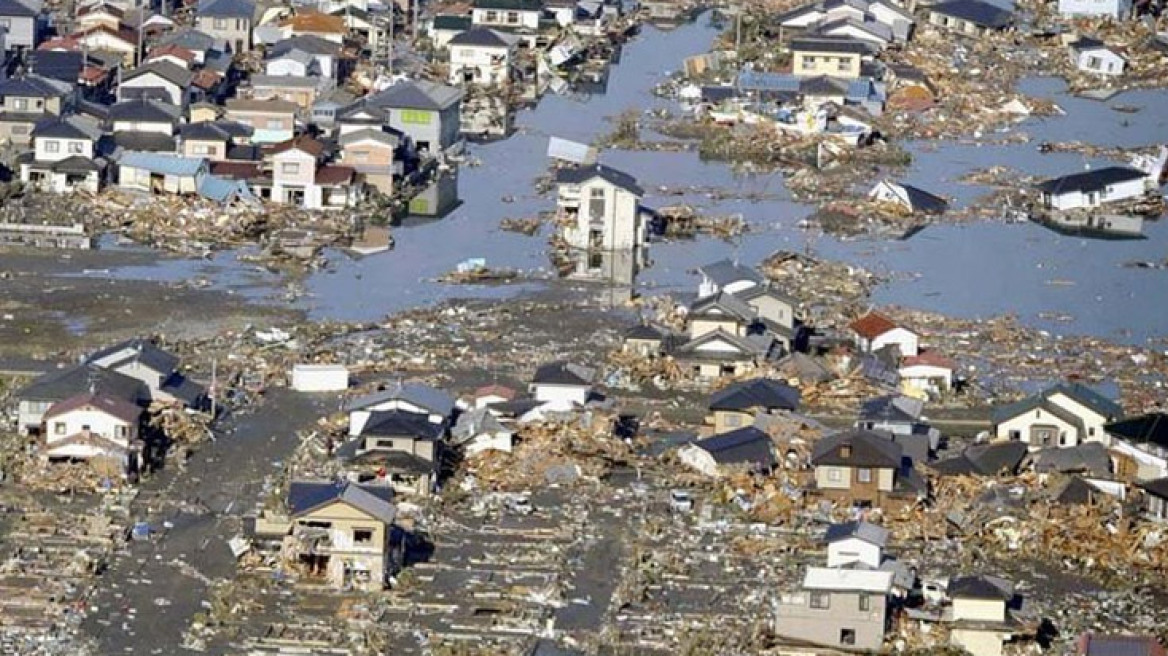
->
[736,70,800,93]
[197,174,255,203]
[119,151,206,177]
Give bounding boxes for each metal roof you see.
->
[803,566,893,593]
[554,163,643,195]
[366,79,463,111]
[825,520,889,547]
[708,378,800,412]
[119,151,206,177]
[691,426,777,467]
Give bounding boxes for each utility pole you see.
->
[210,357,217,419]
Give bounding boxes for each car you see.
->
[669,489,694,513]
[505,494,534,515]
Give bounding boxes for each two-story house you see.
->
[118,60,196,107]
[268,34,341,78]
[696,259,764,298]
[0,74,71,146]
[86,337,207,408]
[471,0,542,33]
[268,135,360,209]
[946,575,1018,656]
[0,0,41,49]
[225,97,297,143]
[286,480,398,590]
[811,429,927,508]
[178,121,253,160]
[109,98,181,152]
[195,0,255,53]
[339,128,399,195]
[790,36,870,80]
[42,392,144,475]
[15,363,147,435]
[707,377,800,434]
[365,79,463,154]
[850,310,919,358]
[990,382,1123,449]
[926,0,1013,37]
[19,115,105,193]
[1106,413,1168,481]
[554,163,645,251]
[336,410,446,495]
[346,382,455,436]
[447,27,518,87]
[775,567,894,651]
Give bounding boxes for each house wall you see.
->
[780,9,825,27]
[464,430,513,455]
[1073,49,1125,76]
[196,15,252,52]
[366,435,436,461]
[952,597,1006,623]
[21,165,101,193]
[927,11,988,36]
[120,74,184,106]
[827,537,882,568]
[79,31,138,66]
[0,15,37,49]
[1147,494,1168,522]
[993,408,1082,447]
[182,138,227,159]
[273,149,318,186]
[899,364,952,398]
[746,295,794,330]
[35,136,94,161]
[532,383,589,406]
[623,337,661,358]
[112,119,174,135]
[471,7,540,29]
[870,327,919,357]
[713,410,754,434]
[227,111,295,143]
[691,360,752,379]
[690,317,745,339]
[558,178,644,251]
[266,58,312,77]
[792,49,862,79]
[1046,392,1112,444]
[253,84,318,109]
[950,628,1007,656]
[45,407,137,450]
[449,44,513,86]
[2,93,56,114]
[774,590,887,650]
[385,103,460,152]
[1111,439,1168,480]
[99,360,166,395]
[815,465,894,496]
[118,165,201,194]
[1057,0,1130,17]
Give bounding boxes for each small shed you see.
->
[291,364,350,392]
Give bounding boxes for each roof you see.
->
[316,165,355,185]
[554,163,643,196]
[691,426,777,467]
[34,116,101,141]
[624,323,665,340]
[49,155,103,174]
[532,362,595,387]
[688,290,756,322]
[77,2,125,18]
[709,378,800,412]
[250,74,323,89]
[360,410,446,440]
[452,407,513,443]
[825,520,889,547]
[432,14,473,30]
[1069,36,1107,50]
[859,394,923,423]
[1031,442,1111,476]
[813,16,893,43]
[0,75,72,99]
[198,0,255,18]
[158,28,222,53]
[791,35,873,54]
[179,121,232,141]
[1035,166,1147,196]
[345,381,456,417]
[800,75,849,96]
[0,0,37,17]
[1140,477,1168,500]
[698,259,764,289]
[450,26,513,47]
[731,282,798,306]
[109,98,182,123]
[123,60,195,87]
[892,181,948,214]
[270,134,325,157]
[287,480,396,524]
[928,0,1013,28]
[990,382,1122,425]
[280,10,346,34]
[225,97,299,113]
[812,429,903,468]
[366,79,463,111]
[338,128,399,148]
[1080,634,1166,656]
[803,566,894,593]
[901,350,955,370]
[86,337,180,374]
[473,0,542,10]
[119,151,205,177]
[1105,413,1168,449]
[43,392,143,423]
[932,440,1028,477]
[270,34,342,56]
[850,311,901,339]
[198,174,254,203]
[113,131,177,152]
[26,51,85,84]
[947,575,1013,600]
[18,363,146,404]
[147,44,197,65]
[674,328,774,361]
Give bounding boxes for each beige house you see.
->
[336,410,446,495]
[990,383,1123,449]
[707,378,800,434]
[946,576,1017,656]
[0,75,72,147]
[195,0,255,53]
[339,129,398,195]
[285,481,398,591]
[225,98,297,143]
[789,36,869,80]
[775,567,893,650]
[811,429,926,508]
[42,393,143,475]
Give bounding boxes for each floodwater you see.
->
[89,16,1168,344]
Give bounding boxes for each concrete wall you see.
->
[952,597,1005,623]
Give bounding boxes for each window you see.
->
[1008,429,1021,441]
[840,629,856,645]
[859,594,870,611]
[350,149,370,159]
[801,56,816,70]
[13,98,28,110]
[353,528,374,544]
[458,48,474,58]
[214,17,228,29]
[810,592,830,609]
[485,10,498,21]
[837,58,851,72]
[828,468,842,482]
[68,141,84,154]
[116,425,129,438]
[506,10,519,23]
[55,422,66,435]
[588,187,605,220]
[840,445,852,458]
[400,109,432,124]
[45,140,60,153]
[1088,427,1096,436]
[235,18,245,29]
[857,468,872,483]
[1035,409,1041,418]
[82,424,91,431]
[266,119,283,129]
[281,162,300,174]
[192,144,213,155]
[1087,56,1101,69]
[725,414,742,427]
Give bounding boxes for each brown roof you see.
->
[77,3,126,18]
[901,350,954,370]
[280,10,346,34]
[78,24,139,46]
[850,311,899,339]
[225,97,299,113]
[474,384,516,400]
[270,134,325,157]
[210,161,265,179]
[191,69,221,90]
[147,44,196,64]
[316,165,355,184]
[46,431,141,454]
[44,393,142,423]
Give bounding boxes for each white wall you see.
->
[1045,177,1147,211]
[1074,49,1125,76]
[827,537,882,568]
[291,364,349,391]
[1058,0,1130,17]
[45,407,137,453]
[449,44,512,86]
[871,327,919,357]
[471,7,540,29]
[993,409,1080,446]
[35,137,94,162]
[532,383,589,406]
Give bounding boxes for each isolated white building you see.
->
[554,164,646,251]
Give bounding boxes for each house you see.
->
[117,152,207,195]
[810,18,894,50]
[286,480,398,590]
[0,74,71,147]
[265,48,319,77]
[365,80,463,154]
[696,259,763,297]
[1069,37,1126,77]
[530,362,595,406]
[990,382,1123,448]
[850,311,919,357]
[777,0,913,42]
[338,129,398,195]
[789,36,870,80]
[898,351,955,399]
[346,382,453,434]
[811,429,926,507]
[708,378,800,434]
[195,0,254,54]
[278,10,347,44]
[553,164,646,251]
[337,410,446,495]
[825,520,888,568]
[775,567,893,651]
[109,99,181,136]
[1077,634,1167,656]
[473,384,517,409]
[622,323,666,357]
[471,0,542,31]
[732,284,799,340]
[448,27,518,86]
[16,363,147,434]
[248,74,331,109]
[430,14,473,49]
[225,97,297,143]
[675,329,779,379]
[1140,478,1168,522]
[74,2,125,32]
[678,426,777,477]
[144,44,198,70]
[28,50,111,91]
[269,35,342,78]
[856,395,932,439]
[1036,166,1149,211]
[156,28,225,65]
[118,60,196,106]
[451,407,515,455]
[70,25,141,67]
[926,0,1012,37]
[85,337,206,407]
[19,116,105,194]
[931,441,1029,477]
[946,575,1017,656]
[1105,413,1168,480]
[179,121,252,160]
[42,392,143,474]
[687,291,757,340]
[269,135,361,210]
[0,0,40,49]
[1058,0,1131,18]
[868,179,948,214]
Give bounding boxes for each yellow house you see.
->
[946,575,1016,656]
[789,36,869,80]
[286,480,398,591]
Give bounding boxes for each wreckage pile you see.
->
[655,205,748,240]
[760,249,880,326]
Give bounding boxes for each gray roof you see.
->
[709,378,800,413]
[113,131,178,152]
[159,28,224,53]
[432,14,473,30]
[532,361,595,387]
[452,407,513,444]
[692,426,777,468]
[0,75,72,99]
[360,410,445,440]
[345,381,456,417]
[812,429,903,468]
[338,128,400,148]
[991,382,1122,425]
[1082,635,1164,656]
[33,115,102,141]
[1141,477,1168,500]
[1035,166,1147,196]
[947,574,1013,600]
[929,0,1013,28]
[198,0,255,18]
[180,120,252,140]
[124,60,196,87]
[1105,413,1168,450]
[790,35,873,54]
[894,181,949,214]
[554,163,643,196]
[859,394,923,424]
[825,520,889,547]
[109,98,183,123]
[287,480,396,524]
[86,337,180,375]
[367,79,463,111]
[698,259,764,289]
[270,34,342,56]
[1031,442,1111,476]
[931,440,1028,477]
[0,0,37,17]
[688,290,756,323]
[18,363,147,404]
[449,27,513,48]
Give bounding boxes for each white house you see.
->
[530,362,595,406]
[775,567,894,651]
[553,164,646,251]
[1057,0,1131,19]
[451,407,515,455]
[869,179,948,214]
[345,382,455,437]
[946,575,1017,656]
[1105,413,1168,480]
[20,116,105,194]
[1069,37,1126,77]
[447,28,518,87]
[1036,166,1149,211]
[266,49,320,77]
[86,337,206,407]
[826,521,888,568]
[471,0,542,31]
[269,135,361,210]
[290,364,349,392]
[117,60,196,107]
[117,152,207,195]
[696,259,764,298]
[898,351,955,399]
[991,382,1123,449]
[850,311,919,357]
[42,393,143,473]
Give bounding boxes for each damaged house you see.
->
[774,567,894,651]
[990,382,1123,449]
[678,426,777,478]
[41,392,144,476]
[707,377,800,434]
[811,429,927,508]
